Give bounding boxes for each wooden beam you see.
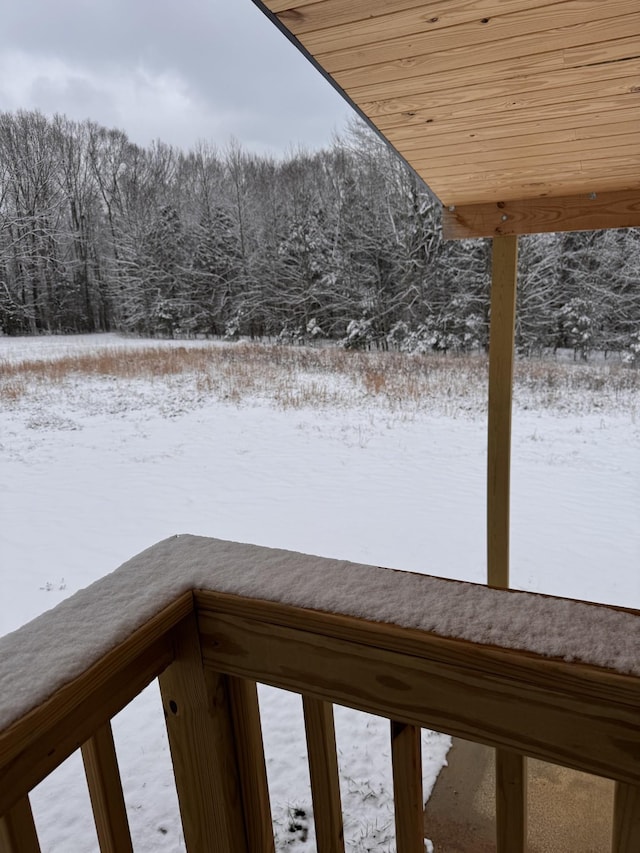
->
[0,593,192,816]
[487,235,518,590]
[196,605,640,786]
[0,797,41,853]
[158,614,249,853]
[443,189,640,238]
[81,722,134,853]
[302,696,344,853]
[613,783,640,853]
[390,721,424,853]
[226,677,275,853]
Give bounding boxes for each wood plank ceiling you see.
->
[254,0,640,237]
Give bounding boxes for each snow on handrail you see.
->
[1,534,639,737]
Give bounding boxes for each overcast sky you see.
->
[0,0,353,155]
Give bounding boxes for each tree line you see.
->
[0,109,638,361]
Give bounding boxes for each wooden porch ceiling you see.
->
[254,0,640,237]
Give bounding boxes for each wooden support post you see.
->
[158,614,249,853]
[487,233,518,590]
[81,722,133,853]
[302,696,344,853]
[226,677,275,853]
[488,235,526,853]
[390,721,424,853]
[612,782,640,852]
[0,796,41,853]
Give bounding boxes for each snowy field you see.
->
[1,334,638,852]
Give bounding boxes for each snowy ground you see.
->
[1,334,638,852]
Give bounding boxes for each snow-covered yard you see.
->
[1,334,638,852]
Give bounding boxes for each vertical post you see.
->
[612,782,640,852]
[0,797,41,853]
[158,613,249,853]
[488,234,526,853]
[302,696,344,853]
[390,721,424,853]
[495,749,527,853]
[226,677,275,853]
[487,233,518,590]
[81,722,134,853]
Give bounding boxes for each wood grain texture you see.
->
[0,797,41,853]
[323,9,639,83]
[436,174,640,209]
[487,236,518,590]
[226,677,275,853]
[81,723,133,853]
[374,90,639,136]
[613,782,640,853]
[386,103,636,147]
[158,613,248,853]
[302,696,344,853]
[495,750,527,853]
[258,0,640,211]
[314,2,638,75]
[195,599,640,786]
[0,592,192,816]
[407,127,638,172]
[443,189,640,239]
[311,12,640,94]
[297,0,562,53]
[390,721,424,853]
[362,59,640,124]
[348,31,640,102]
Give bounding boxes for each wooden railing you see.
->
[1,536,639,852]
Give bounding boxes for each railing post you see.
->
[158,613,249,853]
[0,797,41,853]
[488,234,527,853]
[613,782,640,852]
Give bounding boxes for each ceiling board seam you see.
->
[293,0,570,48]
[360,64,640,122]
[321,11,640,81]
[353,55,640,111]
[314,3,640,72]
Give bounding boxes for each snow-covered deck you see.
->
[1,536,639,851]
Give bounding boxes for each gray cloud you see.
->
[0,0,352,153]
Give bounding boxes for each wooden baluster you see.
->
[390,721,424,853]
[158,613,249,853]
[496,750,527,853]
[302,696,344,853]
[612,781,640,852]
[0,796,41,853]
[227,677,275,853]
[81,721,133,853]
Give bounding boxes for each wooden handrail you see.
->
[1,537,639,852]
[195,592,640,785]
[0,591,192,816]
